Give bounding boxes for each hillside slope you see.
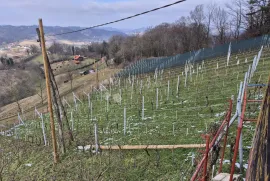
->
[0,45,269,180]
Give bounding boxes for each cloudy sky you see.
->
[0,0,225,29]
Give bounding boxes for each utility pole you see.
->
[38,19,59,163]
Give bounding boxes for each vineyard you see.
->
[0,35,270,180]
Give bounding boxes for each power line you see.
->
[47,0,186,37]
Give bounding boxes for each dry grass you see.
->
[0,49,28,62]
[0,67,121,125]
[19,39,87,47]
[57,40,89,45]
[51,58,96,75]
[30,54,43,64]
[19,40,40,47]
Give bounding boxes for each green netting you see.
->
[117,35,270,77]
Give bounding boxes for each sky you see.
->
[0,0,226,29]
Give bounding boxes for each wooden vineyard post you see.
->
[142,96,144,120]
[167,80,170,101]
[94,123,99,154]
[124,107,126,135]
[156,88,159,109]
[71,111,74,131]
[120,89,122,105]
[106,95,109,112]
[177,75,180,95]
[95,60,99,89]
[38,19,59,164]
[140,80,142,94]
[41,113,47,146]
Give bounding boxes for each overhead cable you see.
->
[47,0,186,36]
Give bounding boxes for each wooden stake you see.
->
[192,153,195,166]
[41,113,47,146]
[167,80,170,101]
[94,123,99,154]
[95,60,99,89]
[142,96,144,120]
[156,88,159,109]
[177,75,180,95]
[124,107,126,135]
[173,123,175,136]
[71,111,74,131]
[39,19,58,163]
[106,95,109,112]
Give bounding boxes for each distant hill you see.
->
[0,25,127,45]
[100,27,148,35]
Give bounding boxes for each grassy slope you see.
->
[31,54,43,64]
[0,48,270,180]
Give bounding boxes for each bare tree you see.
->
[226,0,248,40]
[29,45,39,54]
[245,0,270,36]
[26,49,30,56]
[190,5,209,49]
[205,3,216,41]
[48,41,64,55]
[175,17,193,53]
[36,77,45,105]
[213,7,229,44]
[108,35,125,64]
[0,63,41,108]
[8,78,33,113]
[67,70,73,90]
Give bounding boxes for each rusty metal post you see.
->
[219,99,233,173]
[230,90,247,181]
[191,116,228,181]
[203,134,210,181]
[39,19,59,164]
[191,102,233,181]
[191,157,206,181]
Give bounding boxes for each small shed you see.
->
[74,55,84,61]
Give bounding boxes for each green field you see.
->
[31,54,43,64]
[0,47,269,180]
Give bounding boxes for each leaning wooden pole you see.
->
[86,144,206,150]
[39,19,59,163]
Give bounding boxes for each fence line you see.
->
[117,35,270,77]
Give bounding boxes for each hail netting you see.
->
[117,35,270,77]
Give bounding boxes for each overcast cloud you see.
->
[0,0,225,29]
